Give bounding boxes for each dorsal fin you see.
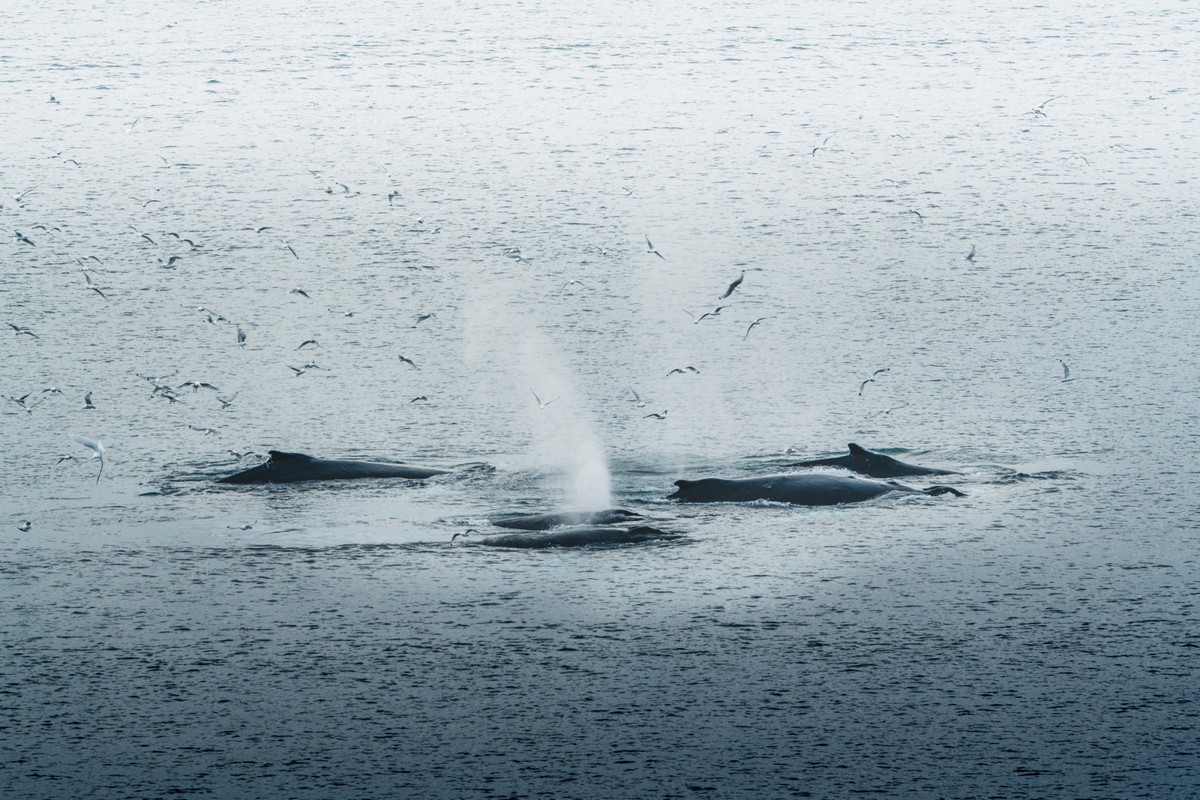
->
[674,480,694,489]
[847,443,871,457]
[267,450,307,461]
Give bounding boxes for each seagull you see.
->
[965,245,976,263]
[56,455,77,464]
[667,366,700,376]
[14,230,36,247]
[1060,360,1075,382]
[907,209,924,223]
[413,313,436,326]
[1029,95,1062,117]
[645,235,666,260]
[871,368,890,378]
[409,395,428,403]
[161,256,181,269]
[281,240,298,259]
[245,226,273,234]
[858,378,875,396]
[82,391,95,409]
[17,521,31,532]
[6,393,44,413]
[296,339,318,350]
[397,355,419,369]
[644,410,668,420]
[288,365,309,376]
[387,190,401,205]
[179,380,219,392]
[227,522,256,531]
[7,323,38,338]
[237,327,246,347]
[140,232,156,245]
[719,271,745,299]
[188,425,218,435]
[72,434,106,483]
[743,317,767,340]
[870,402,911,417]
[809,135,833,156]
[217,392,239,409]
[685,305,729,324]
[531,389,559,408]
[628,388,646,408]
[12,188,35,204]
[559,279,589,294]
[290,288,311,299]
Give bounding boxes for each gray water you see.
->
[2,0,1198,797]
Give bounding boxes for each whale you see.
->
[456,525,679,549]
[667,473,964,505]
[217,450,450,484]
[490,508,643,530]
[784,443,957,478]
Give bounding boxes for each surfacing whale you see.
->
[784,443,957,478]
[457,525,678,549]
[217,450,450,484]
[668,472,964,505]
[490,508,643,530]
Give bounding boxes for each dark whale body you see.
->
[668,473,964,505]
[462,525,678,549]
[785,443,957,478]
[217,450,450,484]
[490,508,643,530]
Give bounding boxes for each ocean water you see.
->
[2,0,1198,797]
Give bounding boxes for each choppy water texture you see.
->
[2,0,1198,797]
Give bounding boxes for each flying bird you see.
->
[237,327,246,347]
[531,389,558,408]
[628,388,646,408]
[645,235,666,260]
[684,306,729,324]
[17,521,32,532]
[1060,360,1075,382]
[7,323,38,338]
[965,245,976,263]
[743,317,767,340]
[297,339,318,350]
[397,355,419,369]
[82,391,95,409]
[13,230,35,247]
[290,288,311,299]
[719,271,745,299]
[179,380,219,392]
[644,410,668,420]
[72,434,106,483]
[667,366,700,377]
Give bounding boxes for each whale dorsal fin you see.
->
[847,443,871,457]
[267,450,308,461]
[674,480,694,489]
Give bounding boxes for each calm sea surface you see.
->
[2,1,1198,797]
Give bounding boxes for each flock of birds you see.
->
[5,92,1083,514]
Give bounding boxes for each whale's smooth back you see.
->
[668,473,963,505]
[490,508,643,531]
[784,443,957,478]
[217,450,450,484]
[464,525,679,548]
